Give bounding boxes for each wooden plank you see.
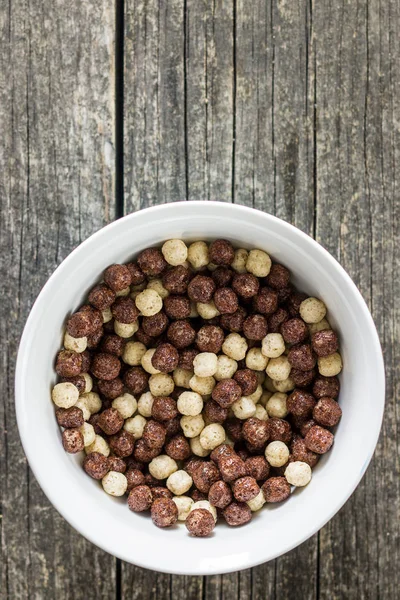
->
[314,0,400,598]
[0,0,116,598]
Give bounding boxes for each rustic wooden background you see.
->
[1,0,399,598]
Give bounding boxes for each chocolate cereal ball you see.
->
[203,400,228,424]
[291,368,316,388]
[262,477,291,502]
[109,430,135,457]
[83,452,110,479]
[311,330,339,357]
[86,327,104,350]
[191,461,220,493]
[107,456,127,473]
[212,379,242,408]
[88,283,116,310]
[267,418,292,443]
[268,308,289,333]
[100,334,126,357]
[186,508,215,537]
[313,397,342,427]
[164,416,182,439]
[213,288,238,314]
[232,476,259,502]
[126,468,145,490]
[212,267,234,288]
[133,439,159,463]
[223,502,252,526]
[55,407,84,429]
[61,375,86,394]
[162,265,191,294]
[167,320,196,349]
[209,239,235,266]
[126,261,145,285]
[188,275,216,303]
[98,407,124,435]
[137,248,167,277]
[151,498,178,528]
[111,297,139,324]
[245,456,270,481]
[104,264,132,292]
[218,454,247,483]
[128,485,153,512]
[232,273,260,298]
[142,419,167,448]
[208,481,232,509]
[220,307,247,333]
[165,434,191,460]
[313,375,340,399]
[266,263,290,289]
[253,287,279,315]
[151,397,178,422]
[124,367,149,395]
[243,314,268,341]
[287,389,316,418]
[287,344,316,371]
[67,307,102,338]
[225,418,243,442]
[97,378,124,400]
[287,291,308,317]
[242,418,269,447]
[290,434,319,468]
[304,425,334,454]
[56,351,83,378]
[196,325,224,354]
[62,428,84,453]
[164,295,191,320]
[178,348,199,370]
[151,343,179,373]
[234,369,258,396]
[152,487,173,501]
[142,311,169,337]
[280,318,308,345]
[210,444,235,464]
[91,353,121,381]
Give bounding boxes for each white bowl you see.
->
[16,201,384,575]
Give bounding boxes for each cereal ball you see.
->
[222,333,248,361]
[208,481,232,509]
[199,424,226,450]
[218,454,247,483]
[142,311,169,337]
[55,406,84,429]
[265,392,288,418]
[162,239,188,266]
[267,418,292,443]
[144,473,162,488]
[149,373,174,397]
[313,397,342,427]
[196,301,220,320]
[193,352,218,378]
[151,397,178,422]
[104,264,132,292]
[126,468,146,490]
[220,306,247,333]
[243,314,268,341]
[209,239,235,265]
[128,485,153,512]
[187,241,209,269]
[86,327,104,350]
[214,355,238,382]
[232,477,260,502]
[64,332,87,354]
[152,487,175,502]
[291,368,316,388]
[265,263,290,289]
[55,351,82,378]
[261,333,285,359]
[304,425,334,454]
[62,428,84,453]
[85,434,110,457]
[231,397,256,420]
[109,430,135,458]
[273,377,295,394]
[203,400,228,424]
[122,341,147,367]
[299,297,327,324]
[100,334,125,358]
[67,307,102,338]
[211,266,233,288]
[228,248,248,274]
[313,375,340,399]
[124,414,147,439]
[195,327,223,355]
[280,318,308,345]
[266,356,291,382]
[189,374,216,396]
[124,367,149,395]
[252,287,278,316]
[299,419,317,438]
[265,441,290,467]
[114,321,138,338]
[186,508,215,537]
[286,291,307,318]
[178,349,198,371]
[83,454,110,483]
[177,391,203,416]
[246,489,266,512]
[97,378,124,400]
[245,456,270,481]
[213,288,238,315]
[172,368,193,389]
[73,398,91,422]
[141,349,160,375]
[268,308,289,334]
[290,434,319,468]
[242,417,269,447]
[287,389,316,417]
[52,382,79,409]
[233,369,257,396]
[137,248,167,277]
[285,461,312,487]
[209,444,235,465]
[102,469,128,496]
[167,320,195,349]
[61,374,88,395]
[191,461,220,493]
[164,295,191,319]
[223,502,252,526]
[187,274,216,303]
[133,439,159,463]
[311,330,339,357]
[151,343,179,373]
[79,422,95,447]
[262,477,291,502]
[318,352,343,377]
[165,434,191,460]
[136,392,154,418]
[254,404,269,420]
[173,496,194,521]
[308,318,331,335]
[245,348,268,372]
[149,455,178,480]
[288,344,316,371]
[88,283,116,311]
[259,390,273,406]
[82,392,102,415]
[211,379,242,409]
[232,273,259,299]
[125,261,145,286]
[98,408,124,436]
[90,353,121,381]
[166,470,193,495]
[246,249,272,277]
[180,414,205,438]
[135,289,163,317]
[111,297,139,324]
[141,420,166,450]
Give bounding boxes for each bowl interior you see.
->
[16,202,384,575]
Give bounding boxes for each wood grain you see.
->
[0,0,116,598]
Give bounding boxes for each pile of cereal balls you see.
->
[52,239,343,537]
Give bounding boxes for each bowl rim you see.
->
[15,201,385,574]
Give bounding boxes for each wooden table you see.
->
[1,1,399,598]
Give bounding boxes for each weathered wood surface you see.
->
[0,0,399,598]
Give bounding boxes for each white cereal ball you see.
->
[187,241,209,269]
[196,301,220,320]
[231,248,249,273]
[173,496,194,521]
[264,376,278,392]
[166,470,193,495]
[137,392,154,417]
[246,347,269,371]
[81,392,102,414]
[266,356,291,381]
[190,302,199,318]
[114,321,138,338]
[300,297,327,324]
[318,352,343,376]
[122,341,147,366]
[243,384,263,404]
[189,374,216,396]
[124,414,147,439]
[254,404,269,421]
[261,333,285,358]
[190,436,211,457]
[135,289,163,317]
[308,318,331,335]
[199,423,226,450]
[112,393,137,419]
[146,278,169,299]
[259,390,273,407]
[266,392,288,418]
[149,373,175,397]
[214,355,238,381]
[265,441,290,467]
[273,377,295,393]
[102,308,113,323]
[247,489,266,512]
[173,368,193,389]
[102,471,127,496]
[79,422,96,447]
[64,332,87,353]
[177,391,203,416]
[285,461,312,487]
[115,286,131,297]
[149,455,178,480]
[222,333,248,361]
[232,397,257,420]
[85,435,110,457]
[82,373,93,394]
[51,382,79,408]
[162,239,188,266]
[141,348,160,375]
[74,398,91,421]
[180,414,205,438]
[190,500,217,522]
[193,352,218,377]
[246,249,272,277]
